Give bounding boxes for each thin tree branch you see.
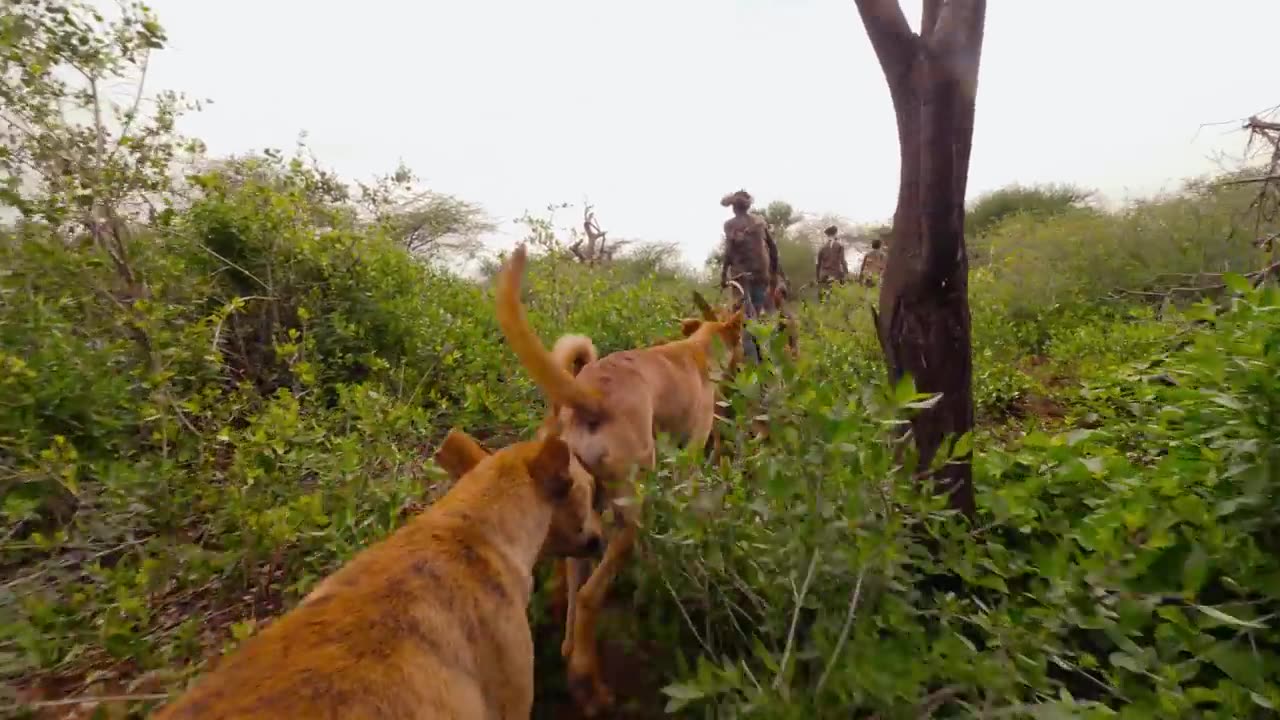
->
[106,49,151,168]
[1245,116,1280,133]
[1216,174,1280,187]
[773,548,820,690]
[1112,260,1280,300]
[815,564,866,693]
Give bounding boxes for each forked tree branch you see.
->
[922,0,943,39]
[1246,116,1280,133]
[924,0,987,99]
[854,0,918,84]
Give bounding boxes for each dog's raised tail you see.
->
[495,246,602,415]
[552,334,597,377]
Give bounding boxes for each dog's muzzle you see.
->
[572,533,604,558]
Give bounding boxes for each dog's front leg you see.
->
[567,520,637,717]
[560,557,592,658]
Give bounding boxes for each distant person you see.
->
[858,237,887,287]
[719,189,780,362]
[815,225,849,299]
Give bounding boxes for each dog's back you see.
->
[155,515,532,720]
[154,433,598,720]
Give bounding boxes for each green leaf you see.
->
[1195,605,1267,629]
[1109,651,1145,674]
[1222,272,1251,295]
[660,682,706,701]
[1181,543,1209,595]
[1064,428,1093,446]
[1205,641,1264,689]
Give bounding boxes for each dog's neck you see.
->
[425,477,551,603]
[684,324,734,375]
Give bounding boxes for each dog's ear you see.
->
[680,318,703,337]
[434,429,490,480]
[526,436,572,500]
[691,290,718,321]
[723,308,745,335]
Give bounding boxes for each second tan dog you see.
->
[152,428,601,720]
[495,244,743,715]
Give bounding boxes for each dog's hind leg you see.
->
[686,409,716,494]
[560,557,592,658]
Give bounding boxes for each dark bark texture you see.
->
[855,0,986,520]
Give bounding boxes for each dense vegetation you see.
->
[4,3,1280,718]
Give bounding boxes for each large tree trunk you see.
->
[856,0,985,520]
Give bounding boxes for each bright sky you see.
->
[139,0,1279,268]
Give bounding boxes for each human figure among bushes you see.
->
[719,189,781,363]
[858,237,887,287]
[815,224,849,299]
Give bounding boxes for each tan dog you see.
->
[495,244,743,715]
[152,428,602,720]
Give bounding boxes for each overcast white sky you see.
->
[138,0,1279,267]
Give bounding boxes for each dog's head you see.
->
[682,291,745,369]
[434,429,603,559]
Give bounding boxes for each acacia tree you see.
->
[752,199,802,241]
[355,162,493,262]
[0,0,202,298]
[855,0,986,519]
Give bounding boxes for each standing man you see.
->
[858,237,887,287]
[815,225,849,299]
[719,189,780,362]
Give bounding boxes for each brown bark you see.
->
[855,0,986,520]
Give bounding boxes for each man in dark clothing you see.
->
[719,189,780,362]
[858,237,887,287]
[815,225,849,299]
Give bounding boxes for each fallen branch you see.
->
[1215,174,1280,187]
[1,693,169,713]
[1112,260,1280,301]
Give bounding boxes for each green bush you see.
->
[5,5,1280,718]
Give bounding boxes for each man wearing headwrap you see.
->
[815,224,849,299]
[858,237,887,287]
[718,189,780,362]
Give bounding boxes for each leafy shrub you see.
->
[5,5,1280,718]
[967,182,1096,238]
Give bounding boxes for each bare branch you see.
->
[106,48,151,168]
[1245,116,1280,133]
[575,201,612,266]
[1112,260,1280,301]
[1215,174,1280,187]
